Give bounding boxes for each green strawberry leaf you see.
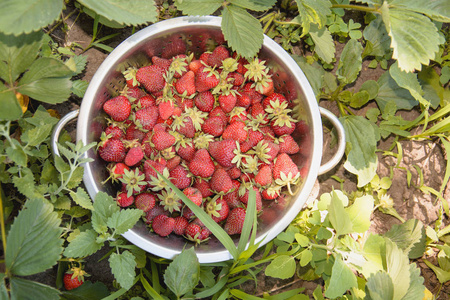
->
[0,0,62,36]
[324,254,358,298]
[77,0,158,26]
[385,239,410,300]
[69,187,94,211]
[345,195,374,233]
[309,24,335,64]
[63,229,103,258]
[229,0,277,11]
[221,5,263,59]
[9,277,60,300]
[294,0,331,34]
[423,259,450,284]
[389,61,429,107]
[337,38,363,85]
[109,250,137,290]
[389,0,450,23]
[60,281,110,300]
[6,198,63,276]
[164,247,200,298]
[365,271,394,300]
[92,191,120,234]
[401,263,425,300]
[328,190,353,236]
[174,0,223,16]
[106,208,143,236]
[265,255,296,279]
[381,5,441,72]
[384,219,426,259]
[341,115,378,187]
[363,15,391,58]
[0,83,22,121]
[375,71,417,113]
[362,234,386,277]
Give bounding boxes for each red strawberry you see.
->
[202,116,225,137]
[116,192,134,207]
[158,99,175,120]
[105,125,124,140]
[240,128,264,153]
[169,165,191,190]
[209,106,228,126]
[103,96,131,122]
[189,59,203,74]
[183,187,203,206]
[137,95,156,108]
[228,72,245,86]
[194,91,215,112]
[228,108,248,124]
[161,34,186,59]
[222,121,248,143]
[144,205,168,224]
[208,139,237,168]
[175,70,196,96]
[176,141,196,161]
[205,197,229,223]
[166,155,181,171]
[218,92,237,113]
[255,165,273,187]
[174,116,195,138]
[224,207,246,235]
[223,180,241,209]
[195,66,220,92]
[188,149,215,178]
[239,186,263,211]
[261,184,281,200]
[262,92,288,110]
[210,168,233,195]
[152,215,175,237]
[272,153,300,195]
[151,131,176,151]
[193,178,214,198]
[278,135,300,154]
[207,45,229,67]
[173,216,189,235]
[237,92,251,108]
[135,106,159,130]
[185,223,210,243]
[136,65,166,93]
[105,162,129,183]
[63,271,84,291]
[243,82,263,104]
[270,117,296,136]
[124,86,146,100]
[98,139,126,162]
[135,192,156,212]
[124,146,144,166]
[124,123,146,142]
[152,56,172,71]
[227,166,241,180]
[143,159,167,181]
[199,52,210,63]
[254,140,280,163]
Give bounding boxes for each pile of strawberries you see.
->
[97,42,310,244]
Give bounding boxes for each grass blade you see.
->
[237,188,256,254]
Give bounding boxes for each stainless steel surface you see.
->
[50,109,79,157]
[74,16,344,263]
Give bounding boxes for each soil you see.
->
[28,3,450,299]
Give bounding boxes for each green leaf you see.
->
[71,79,89,98]
[0,83,22,120]
[92,191,120,234]
[229,0,277,11]
[418,67,444,109]
[375,71,417,113]
[363,15,391,58]
[164,247,200,297]
[21,123,53,147]
[345,195,374,233]
[360,80,379,100]
[6,145,27,167]
[294,0,331,34]
[389,61,429,107]
[384,219,426,259]
[381,6,441,72]
[389,0,450,23]
[337,38,363,84]
[12,169,49,200]
[292,56,325,97]
[341,115,378,187]
[60,281,110,300]
[401,263,425,300]
[18,57,73,104]
[0,0,62,35]
[365,271,394,300]
[106,209,143,236]
[174,0,222,15]
[265,255,296,279]
[300,249,313,267]
[349,90,370,109]
[309,24,335,64]
[6,198,63,276]
[69,187,94,211]
[327,191,353,236]
[0,31,44,83]
[221,5,263,59]
[109,250,137,290]
[78,0,157,26]
[63,229,103,258]
[324,254,358,298]
[423,259,450,283]
[9,277,60,300]
[385,239,410,300]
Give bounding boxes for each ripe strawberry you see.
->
[120,168,147,196]
[194,91,215,112]
[224,207,246,235]
[222,121,248,143]
[242,82,263,104]
[144,204,168,224]
[253,140,280,163]
[152,56,171,71]
[227,166,241,180]
[173,216,189,235]
[188,148,215,178]
[98,139,126,162]
[63,271,84,291]
[272,153,300,195]
[255,165,273,187]
[207,45,229,67]
[175,70,196,96]
[262,92,287,110]
[136,65,166,93]
[151,131,176,151]
[105,124,124,140]
[239,186,263,211]
[208,139,237,168]
[209,106,228,126]
[124,123,145,142]
[228,72,245,86]
[116,191,134,207]
[184,222,210,243]
[183,187,203,206]
[174,116,196,138]
[158,99,175,120]
[218,92,237,113]
[166,155,181,170]
[135,106,159,130]
[270,116,296,136]
[124,86,146,100]
[261,184,282,200]
[193,178,214,198]
[143,159,167,181]
[195,66,220,92]
[278,134,300,154]
[135,192,156,212]
[240,128,264,153]
[237,92,251,108]
[104,162,129,183]
[103,96,131,122]
[124,145,144,166]
[210,168,233,194]
[137,95,156,108]
[189,59,203,74]
[199,52,211,63]
[202,115,225,137]
[228,107,248,124]
[169,165,191,190]
[176,141,196,161]
[205,197,229,223]
[152,215,175,237]
[223,180,241,209]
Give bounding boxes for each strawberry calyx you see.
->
[119,168,147,197]
[158,188,182,213]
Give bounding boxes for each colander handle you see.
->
[50,109,80,157]
[318,107,346,175]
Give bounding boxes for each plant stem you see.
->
[331,4,380,14]
[0,186,8,262]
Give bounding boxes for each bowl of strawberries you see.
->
[60,16,345,263]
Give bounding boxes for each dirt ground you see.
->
[41,4,450,299]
